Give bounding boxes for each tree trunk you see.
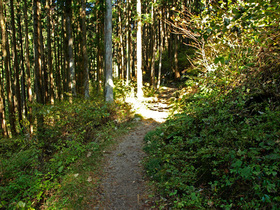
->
[1,0,16,136]
[47,0,54,104]
[55,22,62,101]
[118,5,124,81]
[39,9,47,104]
[116,1,121,79]
[150,0,157,89]
[62,12,68,97]
[65,0,76,98]
[17,11,27,120]
[136,0,143,99]
[75,26,83,95]
[157,7,164,89]
[126,0,131,86]
[33,0,45,170]
[33,0,44,105]
[55,2,62,101]
[97,7,103,93]
[81,0,90,99]
[0,58,7,136]
[143,25,149,76]
[174,34,180,80]
[10,0,23,131]
[104,0,113,102]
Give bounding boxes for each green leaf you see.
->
[214,56,225,64]
[239,166,252,179]
[58,166,64,173]
[17,201,26,208]
[231,159,242,168]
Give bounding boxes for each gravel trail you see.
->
[96,87,176,209]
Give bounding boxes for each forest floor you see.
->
[92,87,177,209]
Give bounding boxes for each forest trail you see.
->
[94,87,177,209]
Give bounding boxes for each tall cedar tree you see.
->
[0,0,7,137]
[1,0,17,136]
[10,0,23,130]
[24,0,33,135]
[136,0,143,98]
[104,0,113,102]
[65,0,77,98]
[81,0,90,99]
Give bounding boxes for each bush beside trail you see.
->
[144,0,280,208]
[0,97,133,209]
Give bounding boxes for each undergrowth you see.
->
[144,89,280,208]
[144,0,280,209]
[0,96,134,209]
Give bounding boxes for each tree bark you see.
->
[39,8,47,104]
[33,0,45,106]
[62,12,68,97]
[126,0,131,86]
[65,0,77,98]
[55,2,62,101]
[1,0,16,136]
[0,53,7,136]
[104,0,113,102]
[157,7,164,89]
[97,16,103,93]
[174,34,180,80]
[136,0,143,99]
[10,0,23,131]
[150,0,157,89]
[0,74,7,136]
[81,0,90,99]
[47,0,54,104]
[17,10,27,121]
[118,4,124,81]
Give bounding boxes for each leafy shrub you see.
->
[144,0,280,208]
[0,97,133,209]
[144,91,280,208]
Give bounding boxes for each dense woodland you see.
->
[1,0,280,208]
[0,0,189,138]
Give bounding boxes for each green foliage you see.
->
[144,0,280,208]
[145,92,280,208]
[0,97,133,209]
[161,45,196,83]
[114,79,135,102]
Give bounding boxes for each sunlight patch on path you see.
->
[125,96,170,123]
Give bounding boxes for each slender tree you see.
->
[174,34,180,79]
[104,0,113,102]
[62,11,68,97]
[0,70,7,137]
[150,0,157,89]
[17,9,27,119]
[81,0,90,99]
[118,3,124,80]
[136,0,143,98]
[157,7,164,89]
[47,0,54,104]
[10,0,23,130]
[0,0,7,137]
[33,0,44,105]
[97,18,103,93]
[1,0,16,136]
[65,0,76,98]
[126,0,131,86]
[23,0,33,135]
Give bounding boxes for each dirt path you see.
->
[96,87,176,209]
